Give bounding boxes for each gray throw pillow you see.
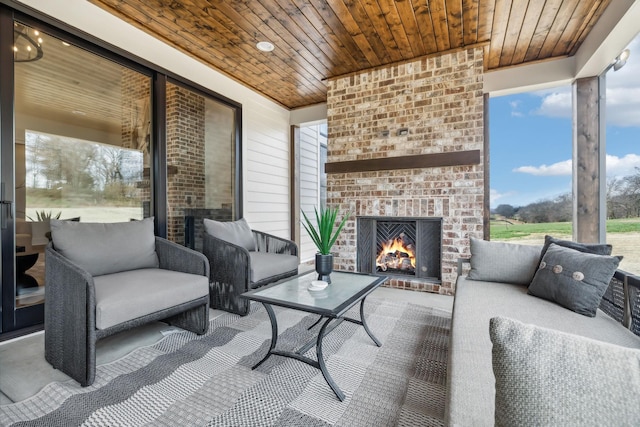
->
[490,317,640,427]
[537,235,612,269]
[467,237,542,285]
[528,243,619,317]
[203,218,256,251]
[50,217,159,276]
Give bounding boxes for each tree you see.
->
[517,193,571,223]
[495,204,516,218]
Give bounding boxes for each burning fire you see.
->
[376,236,416,272]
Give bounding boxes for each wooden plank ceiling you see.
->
[88,0,612,109]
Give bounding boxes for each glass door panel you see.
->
[166,82,237,251]
[6,21,152,331]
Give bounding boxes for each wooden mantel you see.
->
[324,150,480,174]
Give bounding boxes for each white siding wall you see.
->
[24,0,293,240]
[299,125,320,262]
[243,98,291,236]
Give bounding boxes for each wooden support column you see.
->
[484,93,490,241]
[573,76,606,243]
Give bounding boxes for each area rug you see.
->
[0,298,451,426]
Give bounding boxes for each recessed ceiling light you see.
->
[256,41,275,52]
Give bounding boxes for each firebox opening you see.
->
[357,216,442,283]
[376,233,416,276]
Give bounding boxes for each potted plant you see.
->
[301,206,350,284]
[27,210,62,246]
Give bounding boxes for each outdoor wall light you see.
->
[613,49,630,71]
[397,128,409,136]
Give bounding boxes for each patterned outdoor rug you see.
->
[0,298,451,426]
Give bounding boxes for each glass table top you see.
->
[242,271,387,316]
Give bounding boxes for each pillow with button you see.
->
[528,243,620,317]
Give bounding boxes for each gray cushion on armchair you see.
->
[50,217,159,276]
[203,218,256,251]
[249,252,299,285]
[94,268,209,330]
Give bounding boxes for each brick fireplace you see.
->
[357,216,442,282]
[325,47,486,295]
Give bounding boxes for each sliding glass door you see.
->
[166,81,240,251]
[0,6,242,337]
[1,17,152,333]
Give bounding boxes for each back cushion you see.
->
[490,316,640,426]
[203,218,256,251]
[468,237,542,285]
[50,217,159,276]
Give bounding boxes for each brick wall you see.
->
[326,47,485,295]
[166,83,206,243]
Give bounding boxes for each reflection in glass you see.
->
[166,82,237,251]
[14,23,152,308]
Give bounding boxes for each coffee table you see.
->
[241,270,387,401]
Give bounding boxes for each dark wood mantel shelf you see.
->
[324,150,480,174]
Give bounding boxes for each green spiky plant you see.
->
[301,206,350,255]
[27,210,61,222]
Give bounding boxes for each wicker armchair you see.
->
[203,220,298,315]
[45,219,210,386]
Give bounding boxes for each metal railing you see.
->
[599,270,640,337]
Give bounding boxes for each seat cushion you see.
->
[446,276,640,427]
[249,252,298,285]
[50,217,159,276]
[93,268,209,330]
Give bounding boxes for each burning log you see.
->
[376,237,416,273]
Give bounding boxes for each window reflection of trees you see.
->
[25,131,143,206]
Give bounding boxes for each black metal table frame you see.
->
[245,274,386,401]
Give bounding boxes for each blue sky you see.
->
[489,33,640,209]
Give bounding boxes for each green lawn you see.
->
[490,218,640,240]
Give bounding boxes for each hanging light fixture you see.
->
[13,24,44,63]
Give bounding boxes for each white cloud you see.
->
[513,154,640,177]
[606,36,640,127]
[530,34,640,126]
[533,90,572,119]
[513,159,572,176]
[490,188,516,204]
[509,100,524,117]
[606,153,640,177]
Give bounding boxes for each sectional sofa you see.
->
[446,236,640,426]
